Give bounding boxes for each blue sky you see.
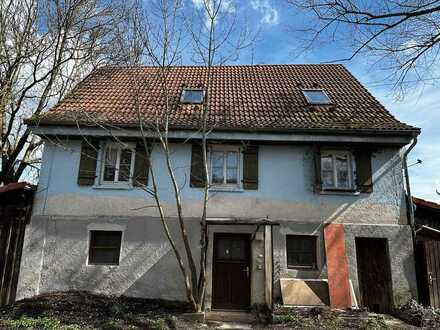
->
[190,0,440,202]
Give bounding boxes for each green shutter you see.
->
[313,145,322,193]
[133,142,150,187]
[355,149,373,193]
[77,139,99,186]
[242,145,258,190]
[190,144,206,188]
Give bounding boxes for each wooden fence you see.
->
[0,183,35,306]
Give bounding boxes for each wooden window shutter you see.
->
[77,139,99,186]
[355,149,373,193]
[313,145,322,193]
[133,142,150,187]
[242,145,258,190]
[190,144,206,188]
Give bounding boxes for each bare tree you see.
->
[288,0,440,91]
[104,0,256,312]
[0,0,119,185]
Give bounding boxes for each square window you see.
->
[180,89,204,103]
[286,235,317,269]
[302,89,332,105]
[210,147,240,187]
[101,143,135,184]
[89,231,122,265]
[321,151,354,190]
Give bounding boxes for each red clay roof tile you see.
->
[32,64,419,134]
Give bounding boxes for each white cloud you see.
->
[191,0,204,9]
[250,0,279,26]
[190,0,236,29]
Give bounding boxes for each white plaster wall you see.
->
[17,215,201,301]
[32,140,406,225]
[17,139,414,306]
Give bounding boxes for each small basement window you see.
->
[302,89,332,105]
[286,235,317,269]
[180,88,204,103]
[88,230,122,265]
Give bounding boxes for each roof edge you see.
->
[26,119,421,137]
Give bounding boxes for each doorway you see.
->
[356,237,393,313]
[212,233,251,310]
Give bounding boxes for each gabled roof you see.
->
[30,64,420,135]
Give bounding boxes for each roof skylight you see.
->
[302,89,332,105]
[180,88,204,104]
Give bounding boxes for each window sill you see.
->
[287,266,318,271]
[209,186,244,193]
[320,190,360,196]
[92,184,133,190]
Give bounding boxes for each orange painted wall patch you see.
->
[324,223,352,309]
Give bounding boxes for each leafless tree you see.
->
[0,0,120,185]
[288,0,440,91]
[106,0,256,312]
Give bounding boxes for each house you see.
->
[17,64,420,313]
[413,197,440,308]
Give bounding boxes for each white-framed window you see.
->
[321,150,355,190]
[100,142,135,185]
[180,88,205,103]
[302,89,332,105]
[210,146,241,188]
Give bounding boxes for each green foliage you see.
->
[0,316,62,330]
[110,302,129,317]
[359,315,389,329]
[100,319,125,330]
[147,317,170,330]
[273,309,390,329]
[397,299,440,327]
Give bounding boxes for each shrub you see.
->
[396,299,440,328]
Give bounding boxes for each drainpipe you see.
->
[403,137,417,230]
[403,137,421,302]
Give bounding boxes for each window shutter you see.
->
[133,142,150,187]
[190,144,206,188]
[355,149,373,193]
[313,145,322,193]
[77,139,99,186]
[242,145,258,190]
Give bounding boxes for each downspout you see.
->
[403,137,417,230]
[402,137,420,302]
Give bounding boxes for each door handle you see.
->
[429,273,433,286]
[243,266,250,278]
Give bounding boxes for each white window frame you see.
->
[209,145,242,189]
[321,150,355,191]
[302,89,332,105]
[100,142,136,186]
[180,88,205,104]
